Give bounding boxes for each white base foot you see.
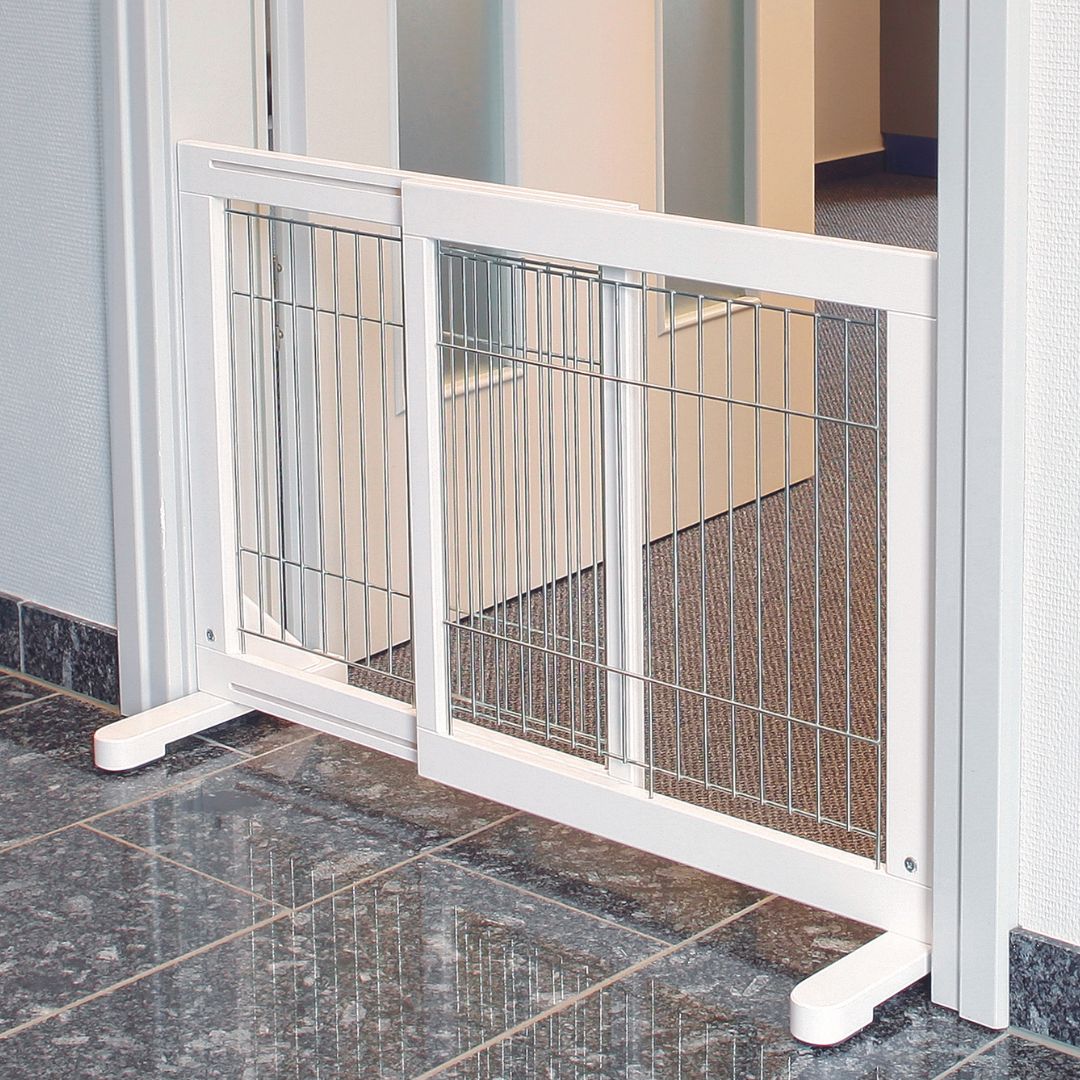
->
[94,691,249,771]
[789,931,931,1046]
[95,645,348,771]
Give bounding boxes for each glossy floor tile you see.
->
[0,694,243,848]
[950,1036,1080,1077]
[0,673,53,713]
[442,812,766,943]
[0,825,272,1031]
[0,855,663,1078]
[93,736,513,906]
[434,899,994,1079]
[196,711,315,757]
[2,683,1076,1077]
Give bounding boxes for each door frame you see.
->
[103,0,1030,1030]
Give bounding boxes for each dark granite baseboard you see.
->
[0,593,118,707]
[1012,928,1080,1048]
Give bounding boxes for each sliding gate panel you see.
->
[405,179,936,938]
[179,144,419,759]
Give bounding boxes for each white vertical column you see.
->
[403,233,450,737]
[885,311,936,885]
[179,192,242,664]
[602,268,647,786]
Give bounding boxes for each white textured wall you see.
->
[0,0,114,626]
[1018,1,1080,945]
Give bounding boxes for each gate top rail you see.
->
[179,141,935,318]
[402,178,937,319]
[179,141,935,319]
[177,141,634,230]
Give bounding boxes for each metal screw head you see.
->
[904,857,918,874]
[205,628,215,642]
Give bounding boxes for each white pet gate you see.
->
[96,142,936,1045]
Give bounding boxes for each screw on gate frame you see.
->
[904,857,918,874]
[205,628,216,642]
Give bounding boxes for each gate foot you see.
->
[94,692,250,771]
[790,932,930,1045]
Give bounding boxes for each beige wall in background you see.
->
[510,0,658,210]
[814,0,883,164]
[754,0,816,233]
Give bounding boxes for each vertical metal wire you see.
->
[309,224,329,653]
[843,316,853,829]
[754,303,765,805]
[288,222,307,646]
[697,294,709,790]
[247,216,267,639]
[874,309,885,865]
[813,312,823,823]
[726,300,737,796]
[376,238,396,677]
[353,232,374,667]
[783,309,794,814]
[668,290,683,781]
[226,214,245,647]
[332,232,350,663]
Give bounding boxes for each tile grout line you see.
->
[0,730,320,857]
[414,893,780,1080]
[0,691,61,719]
[0,908,293,1044]
[88,806,524,915]
[292,810,525,914]
[426,852,671,947]
[0,811,528,1045]
[1009,1026,1080,1060]
[0,666,118,713]
[78,823,285,909]
[930,1032,1010,1079]
[0,821,85,857]
[194,732,263,756]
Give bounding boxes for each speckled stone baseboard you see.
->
[1012,928,1080,1048]
[0,593,118,706]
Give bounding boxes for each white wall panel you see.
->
[1018,0,1080,947]
[0,0,114,625]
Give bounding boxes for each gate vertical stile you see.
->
[884,310,936,885]
[402,231,451,740]
[601,268,647,787]
[180,190,243,668]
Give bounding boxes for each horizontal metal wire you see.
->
[436,339,879,431]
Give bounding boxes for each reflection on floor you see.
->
[0,675,1074,1076]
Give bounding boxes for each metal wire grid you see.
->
[225,206,414,700]
[438,244,886,859]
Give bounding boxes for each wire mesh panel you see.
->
[439,244,887,861]
[225,205,414,702]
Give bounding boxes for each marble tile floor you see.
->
[0,673,1076,1077]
